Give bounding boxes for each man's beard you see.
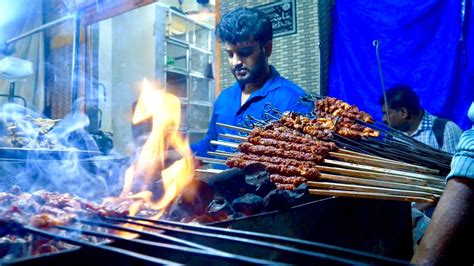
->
[232,55,266,86]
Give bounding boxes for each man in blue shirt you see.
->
[412,102,474,265]
[190,8,312,163]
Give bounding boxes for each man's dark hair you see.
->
[379,84,421,115]
[215,7,272,45]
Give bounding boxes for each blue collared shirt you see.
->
[410,111,463,154]
[190,66,313,164]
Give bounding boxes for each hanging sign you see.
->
[257,0,297,37]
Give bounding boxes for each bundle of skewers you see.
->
[196,96,448,204]
[312,96,453,174]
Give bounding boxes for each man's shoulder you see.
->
[274,75,306,96]
[445,120,463,134]
[216,84,238,100]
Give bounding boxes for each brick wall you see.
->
[218,0,320,94]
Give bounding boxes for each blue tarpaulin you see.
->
[329,0,474,130]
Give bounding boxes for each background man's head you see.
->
[215,7,273,85]
[380,84,422,131]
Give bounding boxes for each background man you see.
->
[380,84,464,249]
[380,84,463,154]
[190,7,312,164]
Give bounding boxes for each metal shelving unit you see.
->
[162,7,215,144]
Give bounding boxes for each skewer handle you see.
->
[195,156,227,165]
[196,168,224,174]
[219,133,247,142]
[328,152,439,175]
[208,150,236,157]
[216,122,252,133]
[324,159,445,184]
[309,189,436,203]
[210,140,239,149]
[316,173,443,196]
[308,181,438,199]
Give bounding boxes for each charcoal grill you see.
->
[1,213,409,266]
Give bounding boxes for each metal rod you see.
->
[76,218,218,252]
[208,150,236,157]
[56,224,277,265]
[219,133,247,142]
[216,122,252,133]
[373,40,391,127]
[104,217,365,265]
[24,225,178,265]
[195,156,227,165]
[210,140,239,149]
[6,14,75,44]
[8,82,15,102]
[195,168,224,174]
[119,216,407,265]
[71,12,80,103]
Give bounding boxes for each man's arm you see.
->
[411,177,474,264]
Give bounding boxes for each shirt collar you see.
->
[411,110,434,136]
[233,65,282,98]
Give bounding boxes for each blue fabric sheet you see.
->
[329,0,474,130]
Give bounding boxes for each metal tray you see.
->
[0,147,101,160]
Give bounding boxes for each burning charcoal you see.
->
[206,197,234,221]
[205,168,254,202]
[191,214,218,224]
[263,189,293,211]
[263,184,312,211]
[243,163,268,187]
[180,180,213,215]
[289,183,313,206]
[229,212,245,220]
[254,178,277,197]
[164,198,196,222]
[162,180,214,221]
[231,194,263,216]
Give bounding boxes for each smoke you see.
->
[0,101,120,200]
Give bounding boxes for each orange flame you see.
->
[112,79,195,237]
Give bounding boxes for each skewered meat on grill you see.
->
[224,104,379,189]
[0,115,66,149]
[247,136,331,155]
[275,183,296,190]
[227,156,320,180]
[314,97,380,138]
[278,114,335,140]
[233,153,317,168]
[238,142,325,163]
[0,187,134,229]
[249,127,338,150]
[316,97,374,123]
[269,174,307,186]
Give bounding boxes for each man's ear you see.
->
[263,41,272,57]
[399,108,409,119]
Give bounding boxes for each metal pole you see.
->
[6,14,75,45]
[8,82,15,103]
[373,40,391,127]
